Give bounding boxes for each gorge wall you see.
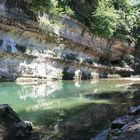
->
[0,0,135,81]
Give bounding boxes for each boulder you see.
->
[128,105,140,115]
[0,104,32,140]
[90,129,109,140]
[111,115,132,129]
[111,105,140,140]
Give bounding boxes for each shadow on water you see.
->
[0,80,140,139]
[18,103,130,140]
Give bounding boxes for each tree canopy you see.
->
[31,0,140,44]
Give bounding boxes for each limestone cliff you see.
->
[0,0,135,81]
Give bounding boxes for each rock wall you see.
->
[0,0,134,81]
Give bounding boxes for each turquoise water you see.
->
[0,79,140,139]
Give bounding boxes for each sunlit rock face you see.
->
[37,13,135,62]
[0,53,63,81]
[0,1,134,81]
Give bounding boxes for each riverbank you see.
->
[111,105,140,140]
[93,105,140,140]
[1,104,140,140]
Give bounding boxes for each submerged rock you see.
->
[0,104,32,140]
[90,129,109,140]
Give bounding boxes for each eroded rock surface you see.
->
[0,0,134,81]
[111,105,140,140]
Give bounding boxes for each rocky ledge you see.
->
[0,0,135,81]
[111,105,140,140]
[0,104,32,140]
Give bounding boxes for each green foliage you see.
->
[88,0,137,39]
[89,1,119,37]
[113,0,137,42]
[31,0,139,43]
[112,0,132,11]
[132,2,140,47]
[32,0,74,16]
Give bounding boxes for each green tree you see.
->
[31,0,138,42]
[89,0,119,37]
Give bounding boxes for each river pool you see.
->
[0,79,140,139]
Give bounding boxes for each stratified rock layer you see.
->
[0,0,134,81]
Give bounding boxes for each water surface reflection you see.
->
[0,79,140,139]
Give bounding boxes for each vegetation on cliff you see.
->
[31,0,140,44]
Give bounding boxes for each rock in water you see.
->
[0,104,32,140]
[128,105,140,115]
[111,105,140,140]
[90,129,109,140]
